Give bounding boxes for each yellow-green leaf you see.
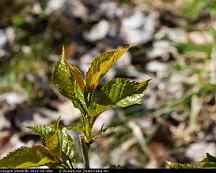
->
[27,116,61,139]
[0,146,54,168]
[201,153,216,168]
[58,127,74,160]
[69,65,85,92]
[45,132,60,156]
[85,46,130,93]
[167,162,200,169]
[44,129,75,161]
[67,124,85,131]
[52,48,87,113]
[29,118,75,162]
[32,145,53,158]
[87,78,151,116]
[52,48,76,100]
[168,153,216,169]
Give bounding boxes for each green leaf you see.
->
[69,65,85,92]
[28,124,55,138]
[85,46,130,93]
[205,153,216,163]
[167,162,200,169]
[201,153,216,168]
[58,127,75,161]
[45,132,60,156]
[202,162,216,168]
[32,145,53,158]
[0,146,54,168]
[44,127,75,163]
[168,153,216,169]
[92,124,117,141]
[52,48,76,100]
[32,145,61,169]
[27,117,61,139]
[87,78,151,116]
[28,118,75,162]
[70,81,87,114]
[67,124,85,131]
[98,123,117,134]
[52,48,86,113]
[2,115,75,168]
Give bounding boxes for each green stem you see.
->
[60,157,72,169]
[68,158,74,169]
[90,116,97,128]
[79,134,90,168]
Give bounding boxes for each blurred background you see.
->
[0,0,216,168]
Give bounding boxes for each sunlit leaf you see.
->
[45,132,60,156]
[32,145,53,158]
[168,153,216,169]
[201,153,216,168]
[58,127,75,161]
[87,78,151,116]
[85,46,130,93]
[69,65,85,92]
[27,117,61,139]
[167,162,200,169]
[52,48,86,113]
[67,124,85,132]
[29,118,75,162]
[0,146,54,168]
[203,153,216,163]
[52,48,76,99]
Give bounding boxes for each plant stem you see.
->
[79,134,90,168]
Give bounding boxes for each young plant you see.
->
[0,46,151,168]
